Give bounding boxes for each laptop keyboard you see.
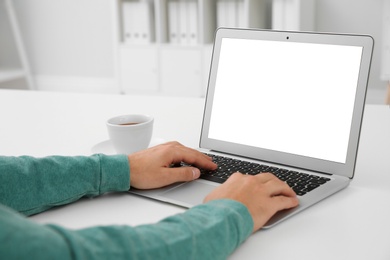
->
[198,153,331,196]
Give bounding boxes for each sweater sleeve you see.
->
[0,154,254,258]
[0,154,130,216]
[0,199,253,260]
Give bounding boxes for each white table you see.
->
[1,89,390,259]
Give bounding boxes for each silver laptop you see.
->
[130,28,374,228]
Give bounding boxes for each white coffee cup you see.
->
[106,114,154,154]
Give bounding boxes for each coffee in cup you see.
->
[106,114,154,154]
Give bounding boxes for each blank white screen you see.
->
[208,38,363,163]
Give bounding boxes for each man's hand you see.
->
[128,142,217,189]
[204,172,299,232]
[128,142,298,231]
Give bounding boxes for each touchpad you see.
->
[162,180,219,206]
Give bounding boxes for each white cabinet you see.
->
[120,45,208,97]
[119,46,159,93]
[114,0,315,97]
[160,47,202,96]
[202,45,213,95]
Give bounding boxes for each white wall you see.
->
[315,0,387,103]
[4,0,388,100]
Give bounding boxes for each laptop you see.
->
[130,28,374,228]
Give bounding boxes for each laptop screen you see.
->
[207,38,363,164]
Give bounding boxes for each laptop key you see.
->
[200,153,330,195]
[200,174,226,184]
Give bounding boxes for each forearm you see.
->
[0,199,253,260]
[0,154,130,216]
[120,199,253,259]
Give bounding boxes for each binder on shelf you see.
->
[226,0,237,28]
[272,0,315,31]
[217,0,235,28]
[168,0,180,44]
[168,0,198,45]
[139,0,155,44]
[178,0,187,44]
[217,0,246,29]
[272,0,285,30]
[187,1,198,45]
[122,2,135,43]
[273,0,299,30]
[122,0,155,44]
[237,0,245,28]
[284,0,299,30]
[217,0,227,28]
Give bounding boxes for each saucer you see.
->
[91,138,166,154]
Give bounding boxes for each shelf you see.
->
[1,0,34,89]
[115,0,316,97]
[0,69,25,83]
[119,0,270,46]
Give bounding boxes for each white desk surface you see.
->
[1,89,389,259]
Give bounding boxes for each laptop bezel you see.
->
[200,28,374,179]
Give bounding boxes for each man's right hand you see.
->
[203,172,299,232]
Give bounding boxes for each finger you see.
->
[177,146,214,162]
[271,195,300,211]
[266,179,297,198]
[253,173,296,196]
[171,147,217,170]
[255,172,279,182]
[162,167,201,185]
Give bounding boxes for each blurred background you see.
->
[0,0,389,104]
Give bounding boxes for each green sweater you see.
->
[0,154,253,259]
